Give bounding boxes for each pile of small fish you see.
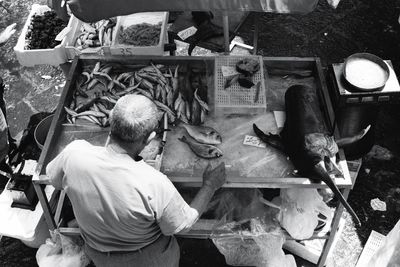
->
[65,62,209,127]
[179,124,223,159]
[74,18,116,49]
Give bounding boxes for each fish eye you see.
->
[209,131,215,134]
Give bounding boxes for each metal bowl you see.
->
[343,53,389,92]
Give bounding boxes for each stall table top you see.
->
[32,56,353,190]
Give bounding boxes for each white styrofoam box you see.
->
[14,4,68,66]
[110,12,169,56]
[64,16,111,60]
[355,230,386,267]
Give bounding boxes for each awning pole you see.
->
[223,11,229,54]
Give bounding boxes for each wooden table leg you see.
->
[33,183,57,231]
[317,188,350,266]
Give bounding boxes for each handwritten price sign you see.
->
[177,26,197,40]
[243,135,267,148]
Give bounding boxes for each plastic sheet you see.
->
[272,188,332,240]
[36,231,90,267]
[210,189,296,267]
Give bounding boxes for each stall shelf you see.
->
[33,55,358,267]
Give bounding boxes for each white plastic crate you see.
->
[64,15,105,60]
[110,12,169,56]
[214,55,267,114]
[14,4,68,66]
[356,230,386,267]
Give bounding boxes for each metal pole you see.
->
[222,11,230,55]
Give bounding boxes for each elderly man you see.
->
[46,94,226,267]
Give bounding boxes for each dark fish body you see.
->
[182,124,222,145]
[280,85,337,173]
[254,85,364,225]
[178,135,223,159]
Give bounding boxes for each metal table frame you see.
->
[32,56,358,267]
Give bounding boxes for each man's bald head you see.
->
[110,95,159,143]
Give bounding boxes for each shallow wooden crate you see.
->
[33,55,215,179]
[64,15,111,60]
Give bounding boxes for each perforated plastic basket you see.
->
[214,56,266,114]
[355,230,386,267]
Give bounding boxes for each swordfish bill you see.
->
[254,85,368,226]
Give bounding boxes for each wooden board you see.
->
[163,57,353,189]
[162,113,294,180]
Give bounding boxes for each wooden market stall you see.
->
[32,54,360,267]
[14,0,363,266]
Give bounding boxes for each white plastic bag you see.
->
[272,188,332,240]
[210,189,296,267]
[366,219,400,267]
[36,231,90,267]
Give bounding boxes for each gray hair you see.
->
[109,95,158,142]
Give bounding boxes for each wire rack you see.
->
[214,55,267,114]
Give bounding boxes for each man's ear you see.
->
[145,131,156,144]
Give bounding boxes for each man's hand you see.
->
[0,23,16,44]
[203,162,226,191]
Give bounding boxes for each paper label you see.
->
[243,135,267,148]
[273,111,286,129]
[55,27,71,41]
[177,26,197,40]
[221,66,240,77]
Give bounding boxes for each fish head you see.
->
[207,130,222,144]
[304,133,339,160]
[208,147,223,158]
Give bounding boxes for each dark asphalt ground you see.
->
[1,0,400,266]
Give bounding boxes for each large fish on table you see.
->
[182,124,222,145]
[178,135,223,159]
[254,85,370,225]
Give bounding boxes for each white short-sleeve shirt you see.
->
[46,140,197,252]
